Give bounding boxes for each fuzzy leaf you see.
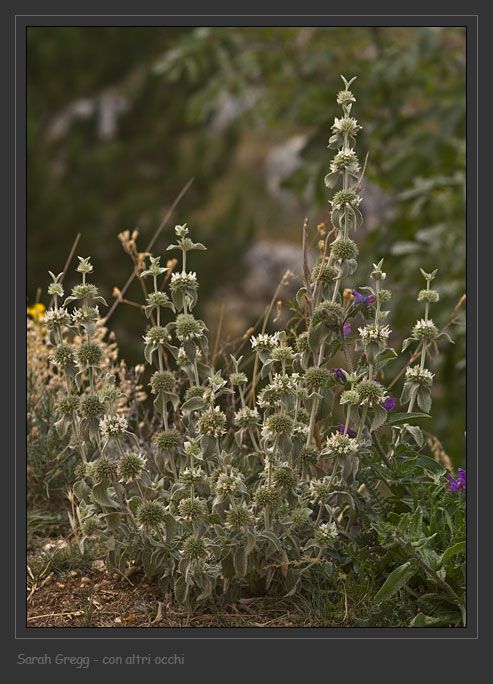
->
[386,412,431,426]
[180,396,205,412]
[371,405,388,432]
[92,483,119,508]
[233,545,248,577]
[417,386,432,413]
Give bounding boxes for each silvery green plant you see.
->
[47,76,463,621]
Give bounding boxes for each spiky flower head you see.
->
[197,406,227,437]
[250,332,280,352]
[178,497,208,522]
[72,306,99,326]
[175,313,204,342]
[82,517,100,536]
[99,413,128,438]
[264,412,294,437]
[291,507,312,527]
[183,386,204,402]
[182,535,207,560]
[271,345,294,362]
[79,394,104,419]
[417,289,440,303]
[315,521,339,545]
[56,395,80,416]
[300,446,320,466]
[146,291,171,307]
[340,389,360,406]
[149,370,175,394]
[42,307,71,329]
[229,371,248,386]
[356,379,387,407]
[118,451,146,482]
[71,283,99,300]
[295,332,310,353]
[91,457,118,484]
[47,282,64,297]
[377,289,392,303]
[332,116,361,135]
[309,477,333,503]
[170,271,198,291]
[154,430,182,450]
[234,406,260,429]
[51,344,75,367]
[330,189,361,210]
[412,319,438,340]
[331,238,359,262]
[180,466,206,485]
[330,150,360,174]
[76,342,103,366]
[254,486,282,510]
[272,466,298,490]
[405,365,435,386]
[327,432,359,456]
[226,506,252,530]
[136,500,166,528]
[213,469,244,496]
[337,90,356,105]
[143,325,170,346]
[358,324,391,347]
[304,366,330,392]
[100,385,120,403]
[311,262,339,284]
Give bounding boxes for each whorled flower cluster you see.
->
[412,319,438,340]
[358,324,391,346]
[327,432,359,456]
[99,413,128,438]
[405,365,435,386]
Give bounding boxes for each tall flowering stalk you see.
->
[44,74,460,617]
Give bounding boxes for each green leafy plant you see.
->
[40,76,466,624]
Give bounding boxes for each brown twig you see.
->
[104,177,194,323]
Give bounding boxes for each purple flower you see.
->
[352,290,376,306]
[343,322,351,337]
[331,368,345,382]
[338,422,356,437]
[382,397,396,412]
[447,468,466,491]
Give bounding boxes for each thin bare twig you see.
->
[104,177,194,323]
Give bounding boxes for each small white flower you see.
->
[99,414,128,438]
[405,365,435,386]
[327,432,359,456]
[358,324,391,345]
[250,332,280,351]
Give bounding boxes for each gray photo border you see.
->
[9,4,482,675]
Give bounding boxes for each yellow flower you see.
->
[27,302,46,322]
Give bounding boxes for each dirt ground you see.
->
[26,556,299,628]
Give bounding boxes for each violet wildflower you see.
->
[352,290,376,306]
[343,322,351,337]
[382,396,396,412]
[331,368,346,382]
[447,468,466,491]
[338,422,356,437]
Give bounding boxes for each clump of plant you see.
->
[45,76,465,625]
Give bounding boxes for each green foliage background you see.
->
[27,26,465,466]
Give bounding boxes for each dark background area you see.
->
[27,26,466,465]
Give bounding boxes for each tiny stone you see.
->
[56,583,65,589]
